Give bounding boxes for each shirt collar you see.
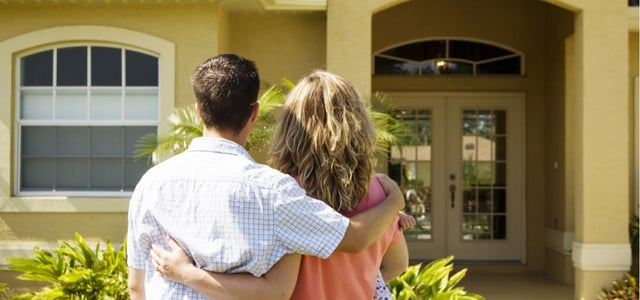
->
[187,137,255,162]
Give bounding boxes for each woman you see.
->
[152,70,411,299]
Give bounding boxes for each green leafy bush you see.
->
[5,232,128,300]
[630,214,639,278]
[596,273,638,300]
[387,256,484,300]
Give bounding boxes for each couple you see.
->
[127,54,413,299]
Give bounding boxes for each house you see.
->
[0,0,637,298]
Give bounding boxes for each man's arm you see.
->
[151,237,301,300]
[128,268,146,300]
[335,173,405,253]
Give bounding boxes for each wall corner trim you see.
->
[572,241,631,271]
[544,227,574,255]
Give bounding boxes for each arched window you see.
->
[374,39,523,76]
[17,45,158,195]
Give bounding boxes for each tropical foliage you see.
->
[135,80,292,165]
[134,81,405,165]
[596,273,638,300]
[387,256,484,300]
[5,233,128,300]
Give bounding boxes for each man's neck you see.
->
[202,127,247,147]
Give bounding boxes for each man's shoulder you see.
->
[244,162,298,189]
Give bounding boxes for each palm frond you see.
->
[134,105,203,165]
[370,91,407,155]
[135,81,405,165]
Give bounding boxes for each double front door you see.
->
[387,93,524,261]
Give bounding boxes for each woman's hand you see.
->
[151,236,196,283]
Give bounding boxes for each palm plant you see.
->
[135,80,404,165]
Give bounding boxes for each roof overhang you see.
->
[0,0,327,12]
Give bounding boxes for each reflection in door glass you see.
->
[461,109,507,240]
[389,110,432,240]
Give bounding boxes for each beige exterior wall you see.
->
[0,3,223,108]
[228,12,327,87]
[544,4,575,284]
[0,3,223,246]
[0,0,636,296]
[630,32,639,217]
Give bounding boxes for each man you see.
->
[127,54,404,299]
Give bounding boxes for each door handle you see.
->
[449,183,456,208]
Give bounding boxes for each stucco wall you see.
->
[543,4,575,284]
[0,5,328,247]
[372,0,547,271]
[228,12,327,86]
[630,32,639,217]
[0,3,224,245]
[0,3,224,108]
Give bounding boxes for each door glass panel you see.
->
[389,109,433,240]
[461,109,507,240]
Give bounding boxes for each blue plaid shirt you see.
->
[127,137,349,299]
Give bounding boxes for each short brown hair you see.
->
[191,54,260,134]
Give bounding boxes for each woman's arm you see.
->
[128,268,146,300]
[379,233,409,282]
[336,173,405,253]
[152,237,301,300]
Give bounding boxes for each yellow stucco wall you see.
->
[228,12,327,86]
[630,32,639,218]
[0,5,328,245]
[543,4,575,284]
[0,3,224,245]
[0,3,223,108]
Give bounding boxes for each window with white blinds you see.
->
[17,45,158,196]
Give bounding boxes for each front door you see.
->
[387,93,524,262]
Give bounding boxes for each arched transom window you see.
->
[374,39,523,76]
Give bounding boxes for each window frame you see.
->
[373,37,525,76]
[0,25,175,212]
[15,44,160,197]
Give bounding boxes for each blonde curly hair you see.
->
[269,70,376,213]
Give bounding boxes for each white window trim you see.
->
[372,37,526,76]
[0,25,175,212]
[16,44,159,197]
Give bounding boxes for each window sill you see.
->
[0,196,130,212]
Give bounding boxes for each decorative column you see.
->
[571,1,631,298]
[326,0,371,99]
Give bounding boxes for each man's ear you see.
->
[195,102,204,120]
[249,102,260,123]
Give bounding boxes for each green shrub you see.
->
[5,232,128,300]
[630,214,639,278]
[387,256,484,300]
[596,273,638,300]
